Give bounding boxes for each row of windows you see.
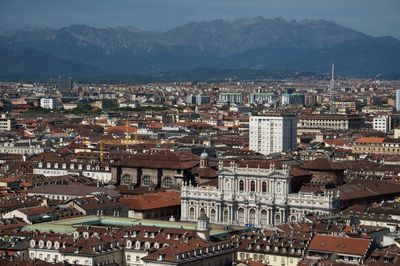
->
[39,163,108,171]
[238,180,269,193]
[122,175,174,188]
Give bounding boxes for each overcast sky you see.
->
[0,0,399,38]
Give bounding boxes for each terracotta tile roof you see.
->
[300,158,345,171]
[335,179,400,201]
[18,206,53,216]
[120,191,180,211]
[354,137,385,143]
[114,151,198,170]
[308,234,373,256]
[365,245,400,265]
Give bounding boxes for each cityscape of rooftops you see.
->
[0,1,400,265]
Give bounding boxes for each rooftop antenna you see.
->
[329,64,335,114]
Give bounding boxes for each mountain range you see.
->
[1,17,400,79]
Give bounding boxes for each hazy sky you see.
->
[1,0,399,38]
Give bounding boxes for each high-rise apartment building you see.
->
[373,115,391,133]
[186,94,210,105]
[218,93,242,104]
[249,114,297,155]
[281,93,305,106]
[0,113,16,132]
[58,76,73,90]
[396,89,400,111]
[40,98,58,109]
[248,92,275,105]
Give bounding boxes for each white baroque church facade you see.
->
[181,160,340,227]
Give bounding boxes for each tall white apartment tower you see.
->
[396,89,400,111]
[249,114,297,155]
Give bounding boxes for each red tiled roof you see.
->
[300,158,345,171]
[355,137,385,143]
[308,234,372,256]
[120,191,180,211]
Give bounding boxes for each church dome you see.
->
[200,151,209,160]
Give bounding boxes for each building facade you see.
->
[281,93,305,106]
[249,93,275,105]
[373,115,391,133]
[33,161,112,183]
[40,98,58,109]
[352,137,400,155]
[298,114,362,131]
[181,161,339,227]
[218,93,243,104]
[396,89,400,111]
[185,94,210,105]
[249,114,297,155]
[0,113,16,132]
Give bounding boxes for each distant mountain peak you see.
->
[1,17,399,77]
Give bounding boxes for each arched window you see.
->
[189,208,195,220]
[275,214,281,225]
[210,209,216,222]
[261,210,268,226]
[122,175,131,185]
[162,177,173,188]
[250,181,256,192]
[262,181,268,193]
[199,208,205,216]
[223,210,229,222]
[249,209,256,225]
[142,176,152,186]
[238,208,245,224]
[239,180,244,191]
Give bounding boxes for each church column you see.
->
[230,206,234,224]
[269,209,273,226]
[181,200,187,220]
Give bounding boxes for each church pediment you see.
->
[217,169,235,176]
[266,171,290,179]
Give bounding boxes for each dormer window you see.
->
[78,164,82,170]
[70,164,74,170]
[30,240,36,248]
[38,162,43,168]
[38,240,44,248]
[135,241,141,249]
[86,165,91,170]
[126,240,132,248]
[54,163,58,169]
[62,163,66,169]
[46,241,52,249]
[46,163,51,168]
[54,241,60,249]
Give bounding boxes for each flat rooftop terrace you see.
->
[23,216,246,237]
